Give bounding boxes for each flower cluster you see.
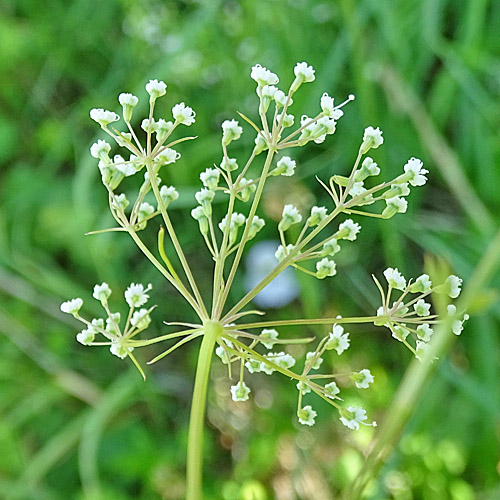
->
[61,283,154,375]
[374,270,468,360]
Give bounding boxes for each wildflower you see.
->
[306,352,323,370]
[191,206,209,234]
[260,328,279,349]
[90,108,119,127]
[308,206,328,226]
[172,102,196,126]
[60,298,83,316]
[417,323,434,342]
[200,168,220,190]
[124,283,151,308]
[382,196,408,218]
[141,118,158,133]
[321,238,340,257]
[118,93,138,122]
[339,406,376,430]
[272,156,296,177]
[277,112,295,128]
[216,339,233,364]
[157,148,180,165]
[250,64,279,87]
[391,324,410,342]
[195,188,215,217]
[245,358,262,373]
[221,157,238,172]
[146,79,167,99]
[297,381,311,395]
[137,202,155,228]
[415,340,431,362]
[444,275,463,299]
[90,140,111,161]
[324,381,340,399]
[275,243,295,262]
[219,212,245,245]
[320,93,344,120]
[325,324,350,354]
[297,405,317,426]
[247,216,265,239]
[222,119,243,145]
[403,158,428,186]
[383,182,411,199]
[159,185,179,208]
[414,299,431,317]
[129,308,151,330]
[93,283,111,305]
[447,304,469,335]
[410,274,432,294]
[294,62,315,83]
[273,90,289,108]
[336,219,361,241]
[254,131,268,155]
[354,157,380,182]
[278,204,302,231]
[316,258,336,279]
[76,328,95,345]
[351,369,374,389]
[361,126,384,154]
[236,178,256,202]
[110,341,132,359]
[383,267,406,291]
[230,381,251,402]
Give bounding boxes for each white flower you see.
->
[324,381,340,399]
[275,243,295,262]
[200,168,220,190]
[383,267,406,291]
[112,193,129,212]
[297,405,317,426]
[277,112,295,128]
[273,156,296,177]
[322,238,340,257]
[220,157,238,171]
[145,79,167,99]
[260,329,279,349]
[340,406,376,430]
[251,64,279,87]
[326,324,350,354]
[130,308,151,330]
[222,119,243,145]
[141,118,158,133]
[124,283,151,308]
[247,216,265,239]
[172,102,196,125]
[216,339,233,364]
[415,340,431,362]
[306,352,323,370]
[230,381,251,402]
[254,131,268,155]
[294,62,315,82]
[297,381,311,395]
[308,206,328,226]
[320,93,343,120]
[195,188,215,216]
[361,126,384,153]
[403,157,428,186]
[157,148,180,165]
[261,85,278,99]
[410,274,433,293]
[245,358,262,373]
[262,352,295,374]
[414,299,431,317]
[352,369,374,389]
[391,324,410,342]
[90,140,111,159]
[137,202,155,225]
[159,185,179,207]
[336,219,361,241]
[316,258,337,279]
[417,323,434,342]
[447,305,469,335]
[118,93,138,107]
[60,298,83,315]
[273,90,289,108]
[76,328,95,345]
[354,157,380,182]
[110,341,132,359]
[90,108,119,126]
[383,197,408,218]
[236,177,256,202]
[349,182,368,198]
[278,204,302,231]
[445,275,463,299]
[93,283,111,304]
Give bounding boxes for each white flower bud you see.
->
[60,298,83,316]
[321,238,340,257]
[250,64,279,87]
[159,185,179,208]
[118,93,138,122]
[200,168,220,190]
[172,102,196,126]
[145,79,167,99]
[220,157,238,171]
[222,119,243,145]
[90,108,120,127]
[93,282,112,304]
[279,204,302,231]
[336,219,361,241]
[306,351,323,370]
[308,206,328,226]
[361,126,384,154]
[316,258,336,279]
[272,156,296,177]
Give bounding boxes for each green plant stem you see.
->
[186,321,222,500]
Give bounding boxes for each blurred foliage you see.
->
[0,0,500,499]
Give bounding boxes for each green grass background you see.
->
[1,0,499,499]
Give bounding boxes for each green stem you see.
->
[186,321,222,500]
